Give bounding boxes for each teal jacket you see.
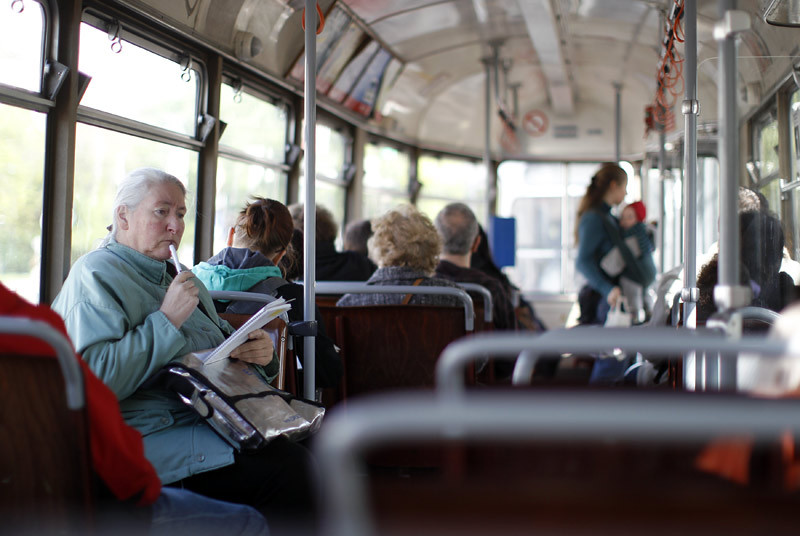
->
[576,204,657,298]
[576,203,618,298]
[52,239,264,484]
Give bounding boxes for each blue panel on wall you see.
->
[489,216,515,268]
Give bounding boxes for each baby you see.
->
[600,201,652,323]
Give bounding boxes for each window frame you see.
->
[78,9,207,146]
[0,0,53,113]
[218,72,293,173]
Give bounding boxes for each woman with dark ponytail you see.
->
[193,197,342,388]
[575,163,654,326]
[575,165,627,322]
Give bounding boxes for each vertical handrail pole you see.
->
[483,50,494,225]
[659,129,667,272]
[682,0,699,335]
[715,0,748,312]
[714,0,751,391]
[482,43,499,224]
[303,0,317,400]
[614,82,622,162]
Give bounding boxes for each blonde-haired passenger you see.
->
[336,205,461,307]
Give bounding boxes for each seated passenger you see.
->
[51,168,316,530]
[694,211,798,325]
[433,202,516,330]
[740,210,797,312]
[343,218,375,257]
[471,224,547,332]
[337,205,462,307]
[289,203,376,281]
[192,197,343,388]
[0,282,268,536]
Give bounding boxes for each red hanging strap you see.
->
[301,3,326,35]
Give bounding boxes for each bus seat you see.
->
[328,305,475,401]
[0,317,93,534]
[316,390,800,536]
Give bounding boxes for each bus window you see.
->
[215,82,289,252]
[362,143,410,219]
[697,156,720,260]
[0,104,46,303]
[753,112,782,216]
[219,83,288,162]
[0,1,44,92]
[74,21,201,264]
[416,155,486,226]
[498,161,603,294]
[0,3,46,302]
[73,125,199,263]
[78,22,199,136]
[299,122,349,230]
[789,90,800,259]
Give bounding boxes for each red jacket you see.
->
[0,283,161,505]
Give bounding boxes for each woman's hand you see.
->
[607,286,622,307]
[160,271,199,329]
[230,329,274,367]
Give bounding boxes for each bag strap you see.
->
[401,278,424,305]
[595,210,647,286]
[258,276,290,296]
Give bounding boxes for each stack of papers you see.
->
[204,297,292,364]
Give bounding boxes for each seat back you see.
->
[327,305,474,400]
[211,290,296,392]
[0,318,93,534]
[316,390,800,536]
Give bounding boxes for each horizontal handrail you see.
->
[0,317,85,410]
[454,282,492,323]
[208,290,291,321]
[737,306,781,324]
[435,327,790,398]
[209,290,277,303]
[313,282,475,331]
[316,390,800,536]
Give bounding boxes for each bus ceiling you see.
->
[120,0,798,160]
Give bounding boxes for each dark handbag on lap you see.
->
[161,351,325,450]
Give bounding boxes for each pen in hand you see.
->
[169,244,183,273]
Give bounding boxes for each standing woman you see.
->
[575,163,631,325]
[193,197,343,388]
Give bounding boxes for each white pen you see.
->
[169,244,183,273]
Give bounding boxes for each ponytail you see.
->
[233,197,295,270]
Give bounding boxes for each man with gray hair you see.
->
[434,203,516,331]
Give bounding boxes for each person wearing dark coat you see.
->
[434,203,516,331]
[194,197,343,388]
[289,203,376,281]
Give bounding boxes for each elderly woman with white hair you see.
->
[52,168,316,528]
[337,204,461,307]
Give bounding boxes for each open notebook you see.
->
[204,297,292,365]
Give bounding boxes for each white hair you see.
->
[100,168,186,247]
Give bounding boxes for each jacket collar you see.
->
[106,238,169,285]
[368,266,430,283]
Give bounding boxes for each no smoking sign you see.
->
[523,110,549,137]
